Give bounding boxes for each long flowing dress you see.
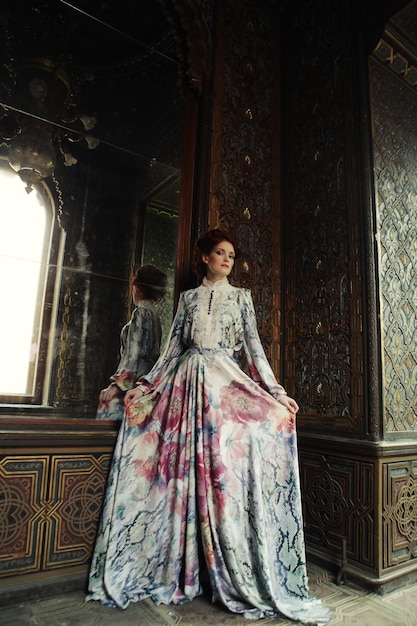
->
[87,277,331,624]
[95,300,162,420]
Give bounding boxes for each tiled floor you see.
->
[1,563,417,625]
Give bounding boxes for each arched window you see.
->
[0,164,63,404]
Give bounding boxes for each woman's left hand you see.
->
[125,387,144,406]
[279,395,299,414]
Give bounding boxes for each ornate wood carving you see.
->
[301,452,376,572]
[171,0,213,94]
[0,450,111,577]
[383,459,417,568]
[283,0,363,428]
[0,456,48,575]
[208,0,282,369]
[369,52,417,433]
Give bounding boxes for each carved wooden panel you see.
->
[300,453,376,572]
[0,451,111,578]
[208,0,281,370]
[383,459,417,568]
[44,454,110,569]
[0,455,48,576]
[282,0,363,427]
[369,50,417,433]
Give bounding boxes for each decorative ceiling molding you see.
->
[371,1,417,79]
[373,36,417,88]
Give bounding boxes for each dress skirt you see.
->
[87,347,331,624]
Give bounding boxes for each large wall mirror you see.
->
[0,0,204,416]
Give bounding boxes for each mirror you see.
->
[0,0,187,412]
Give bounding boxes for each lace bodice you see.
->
[183,277,244,350]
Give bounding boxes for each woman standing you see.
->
[95,264,167,420]
[88,229,330,624]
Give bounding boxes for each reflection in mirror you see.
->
[0,0,187,414]
[140,177,180,344]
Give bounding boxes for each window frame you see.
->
[0,165,65,405]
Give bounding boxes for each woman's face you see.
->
[203,239,235,282]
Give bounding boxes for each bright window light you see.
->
[0,168,47,395]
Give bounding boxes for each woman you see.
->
[95,263,167,420]
[87,230,330,624]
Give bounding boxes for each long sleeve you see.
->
[240,289,287,399]
[110,305,161,391]
[135,293,187,394]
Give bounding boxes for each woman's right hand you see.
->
[125,387,144,406]
[99,384,120,403]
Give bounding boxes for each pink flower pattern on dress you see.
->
[219,380,272,423]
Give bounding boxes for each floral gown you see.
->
[95,301,162,420]
[87,277,330,624]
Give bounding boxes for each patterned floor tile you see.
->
[1,563,417,625]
